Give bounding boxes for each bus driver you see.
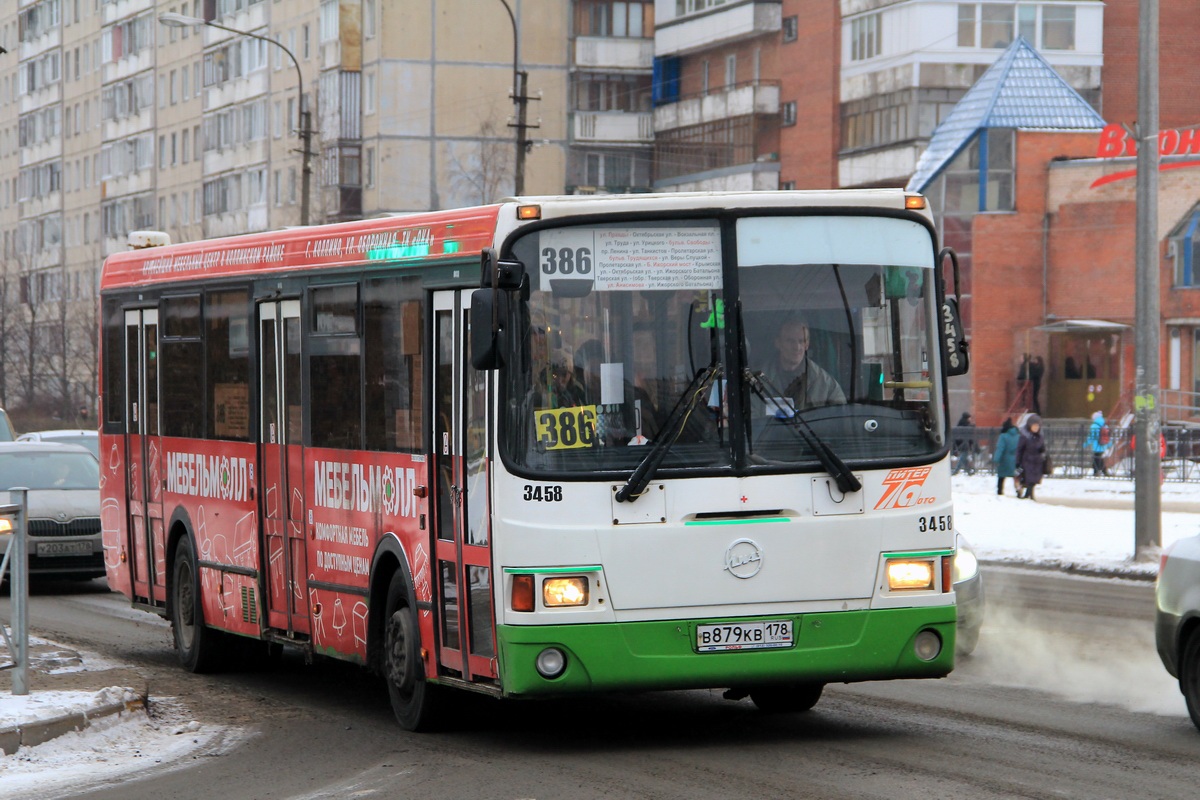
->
[761,318,845,412]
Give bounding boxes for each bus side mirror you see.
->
[942,297,970,376]
[479,248,526,290]
[470,288,509,371]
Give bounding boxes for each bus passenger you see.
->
[761,318,845,412]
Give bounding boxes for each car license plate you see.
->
[37,541,93,557]
[696,620,793,652]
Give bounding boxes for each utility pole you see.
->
[1134,0,1161,559]
[512,69,530,196]
[497,1,538,196]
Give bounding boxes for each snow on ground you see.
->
[0,692,243,799]
[952,472,1198,576]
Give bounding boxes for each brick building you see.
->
[908,36,1200,427]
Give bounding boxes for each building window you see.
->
[780,181,796,191]
[320,0,339,42]
[781,101,797,127]
[1172,208,1200,288]
[573,74,652,112]
[365,146,375,188]
[364,71,375,115]
[782,16,798,43]
[364,0,376,38]
[577,2,648,38]
[957,3,1077,51]
[1042,4,1076,50]
[724,54,736,87]
[957,4,975,46]
[981,3,1014,48]
[850,12,881,61]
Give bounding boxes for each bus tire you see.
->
[384,570,439,731]
[171,536,226,673]
[750,683,824,713]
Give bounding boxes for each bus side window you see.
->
[310,284,363,451]
[364,277,424,453]
[161,295,203,439]
[102,298,125,428]
[206,289,251,441]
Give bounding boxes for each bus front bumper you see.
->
[494,606,956,698]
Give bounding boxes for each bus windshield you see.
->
[500,215,944,477]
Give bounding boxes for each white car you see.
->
[17,429,99,460]
[0,442,103,581]
[1156,532,1200,732]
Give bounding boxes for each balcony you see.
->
[654,80,779,133]
[573,111,654,144]
[656,1,782,57]
[574,37,655,71]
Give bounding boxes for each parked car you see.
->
[954,532,984,656]
[1155,533,1200,732]
[17,429,100,460]
[0,408,14,442]
[0,442,103,581]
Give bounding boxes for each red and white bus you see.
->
[100,191,969,730]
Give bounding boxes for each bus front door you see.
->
[432,290,497,682]
[258,300,310,637]
[124,309,166,607]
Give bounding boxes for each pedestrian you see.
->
[951,412,978,475]
[992,417,1020,496]
[1014,414,1048,500]
[1028,356,1045,414]
[1084,410,1110,476]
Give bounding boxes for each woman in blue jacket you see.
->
[992,417,1020,496]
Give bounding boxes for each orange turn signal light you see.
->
[512,574,535,612]
[517,204,542,220]
[905,194,927,210]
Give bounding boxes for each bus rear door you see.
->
[432,290,497,682]
[258,299,310,637]
[124,308,166,606]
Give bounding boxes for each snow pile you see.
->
[0,694,239,799]
[952,473,1196,578]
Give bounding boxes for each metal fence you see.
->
[950,422,1200,482]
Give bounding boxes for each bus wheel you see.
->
[384,571,439,731]
[171,537,225,673]
[750,683,824,713]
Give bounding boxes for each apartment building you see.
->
[651,0,783,192]
[566,0,655,194]
[0,0,572,416]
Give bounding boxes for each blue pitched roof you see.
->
[907,37,1106,192]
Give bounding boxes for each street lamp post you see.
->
[496,0,527,196]
[159,13,314,226]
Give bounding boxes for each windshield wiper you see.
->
[745,369,862,494]
[615,364,722,503]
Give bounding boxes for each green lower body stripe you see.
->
[495,605,956,697]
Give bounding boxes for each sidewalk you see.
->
[0,639,148,756]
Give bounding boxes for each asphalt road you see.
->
[6,567,1199,800]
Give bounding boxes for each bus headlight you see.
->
[543,577,588,607]
[886,559,935,590]
[0,518,12,534]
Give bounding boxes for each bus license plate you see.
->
[696,620,793,652]
[38,541,92,557]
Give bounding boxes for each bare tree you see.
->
[448,116,515,207]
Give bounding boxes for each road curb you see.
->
[0,694,145,756]
[981,558,1157,582]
